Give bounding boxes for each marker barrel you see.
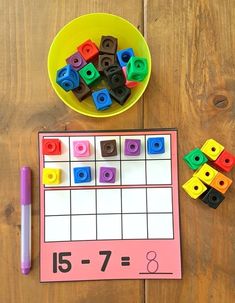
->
[20,167,31,275]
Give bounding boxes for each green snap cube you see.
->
[183,148,208,170]
[126,56,148,82]
[79,63,100,86]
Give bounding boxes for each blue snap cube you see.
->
[147,137,165,154]
[73,167,91,183]
[116,48,135,67]
[92,88,112,111]
[56,64,79,91]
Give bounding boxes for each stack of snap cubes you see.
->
[182,139,235,209]
[56,36,148,111]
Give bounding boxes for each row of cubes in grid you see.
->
[43,135,171,162]
[45,188,173,216]
[43,159,172,186]
[45,213,174,242]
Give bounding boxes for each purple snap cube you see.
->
[66,52,87,71]
[99,167,116,183]
[124,139,141,156]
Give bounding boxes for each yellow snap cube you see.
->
[182,176,207,199]
[201,139,224,160]
[193,163,218,185]
[43,168,61,185]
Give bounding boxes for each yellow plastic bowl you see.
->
[48,13,151,118]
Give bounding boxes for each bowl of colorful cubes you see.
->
[48,13,151,117]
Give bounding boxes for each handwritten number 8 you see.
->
[146,251,159,273]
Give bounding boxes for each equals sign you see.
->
[121,256,130,266]
[81,259,90,265]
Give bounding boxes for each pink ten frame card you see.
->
[39,129,182,282]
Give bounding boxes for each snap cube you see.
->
[109,86,131,105]
[183,148,208,170]
[97,54,115,73]
[56,64,79,91]
[122,66,138,88]
[199,188,225,209]
[201,138,224,161]
[193,163,218,185]
[104,64,125,89]
[210,172,232,194]
[79,63,100,86]
[73,140,90,157]
[72,78,91,101]
[124,139,141,156]
[99,167,116,183]
[73,167,91,183]
[92,89,112,111]
[126,56,148,82]
[42,139,61,155]
[77,39,99,62]
[116,48,134,67]
[147,137,165,154]
[100,140,117,157]
[182,176,207,199]
[214,150,235,172]
[42,168,61,185]
[99,36,118,55]
[66,52,87,71]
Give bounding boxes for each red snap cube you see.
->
[42,139,61,155]
[77,39,99,62]
[214,150,235,172]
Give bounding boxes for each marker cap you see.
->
[20,167,31,205]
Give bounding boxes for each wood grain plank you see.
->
[144,0,235,302]
[0,1,144,302]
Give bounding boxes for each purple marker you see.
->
[20,167,31,275]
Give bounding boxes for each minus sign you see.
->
[81,259,90,264]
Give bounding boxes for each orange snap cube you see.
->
[210,172,232,194]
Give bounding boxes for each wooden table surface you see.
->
[0,0,234,302]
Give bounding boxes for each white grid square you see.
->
[44,162,70,187]
[148,214,173,239]
[146,160,172,184]
[146,135,171,159]
[97,214,122,239]
[71,215,96,240]
[71,189,96,214]
[70,136,95,161]
[95,136,121,160]
[120,136,145,160]
[45,216,70,242]
[97,189,121,213]
[123,214,147,239]
[45,190,70,215]
[122,188,146,213]
[70,161,95,186]
[44,137,69,162]
[121,161,146,185]
[96,161,120,185]
[147,188,172,212]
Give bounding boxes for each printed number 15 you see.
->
[53,252,72,273]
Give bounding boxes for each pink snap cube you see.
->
[73,140,91,157]
[122,66,139,88]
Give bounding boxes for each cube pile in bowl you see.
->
[56,36,148,111]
